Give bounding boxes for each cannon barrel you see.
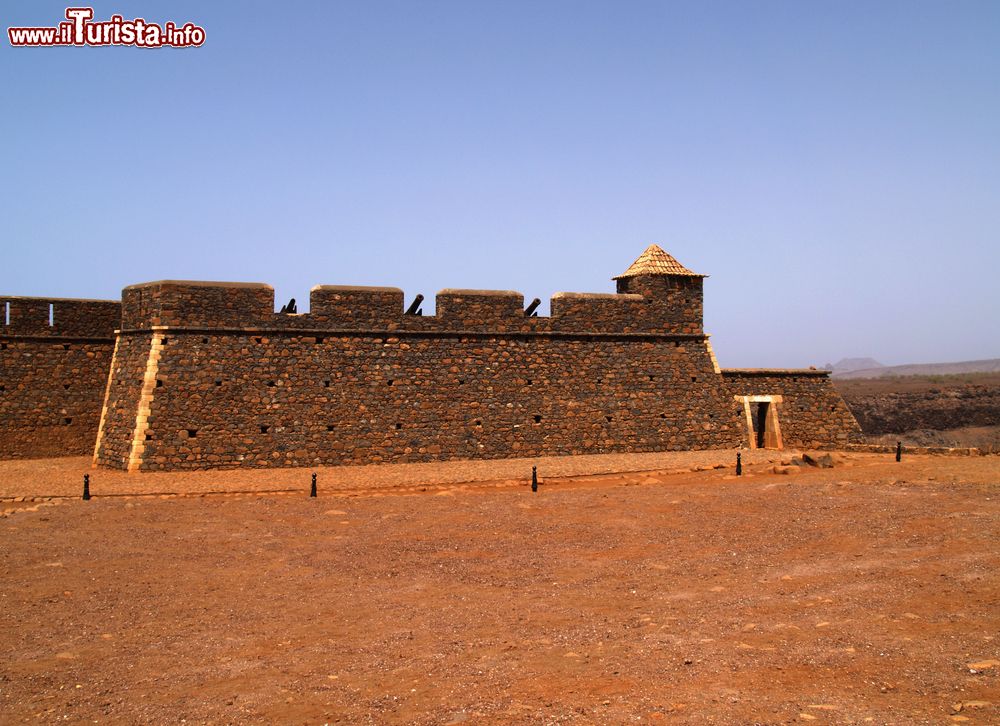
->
[524,298,541,317]
[404,294,425,315]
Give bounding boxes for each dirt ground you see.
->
[0,449,788,500]
[1,453,998,724]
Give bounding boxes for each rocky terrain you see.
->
[835,373,1000,451]
[833,358,1000,380]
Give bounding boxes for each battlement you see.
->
[1,296,120,338]
[117,278,703,336]
[121,281,273,330]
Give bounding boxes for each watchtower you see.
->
[613,244,706,334]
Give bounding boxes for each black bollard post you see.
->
[736,452,742,476]
[310,472,317,497]
[82,474,91,501]
[895,441,902,462]
[531,466,538,492]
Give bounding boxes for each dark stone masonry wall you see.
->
[96,330,744,471]
[0,296,121,459]
[93,280,746,471]
[3,275,866,470]
[92,333,153,468]
[721,370,865,448]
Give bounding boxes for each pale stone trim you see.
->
[126,331,166,472]
[734,394,784,450]
[705,338,721,374]
[91,331,122,465]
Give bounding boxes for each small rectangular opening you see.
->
[267,381,276,387]
[63,417,72,425]
[0,385,5,392]
[533,415,542,424]
[323,380,330,387]
[316,337,324,344]
[186,428,198,438]
[63,344,70,351]
[145,433,153,441]
[202,337,209,344]
[394,422,402,430]
[260,425,270,434]
[156,379,163,388]
[48,303,54,327]
[745,399,783,450]
[327,425,335,432]
[753,402,769,449]
[3,302,9,326]
[63,383,70,390]
[215,380,222,387]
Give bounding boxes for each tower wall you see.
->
[0,296,120,459]
[615,275,704,334]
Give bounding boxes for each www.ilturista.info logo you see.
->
[8,7,205,48]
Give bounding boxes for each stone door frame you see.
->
[735,394,784,450]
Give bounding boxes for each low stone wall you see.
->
[722,369,866,449]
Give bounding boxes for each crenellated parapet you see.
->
[1,296,121,339]
[310,285,405,328]
[116,280,703,337]
[121,281,273,330]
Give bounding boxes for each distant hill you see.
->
[833,358,1000,380]
[824,358,884,375]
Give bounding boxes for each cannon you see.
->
[524,298,541,317]
[278,298,297,314]
[405,294,424,316]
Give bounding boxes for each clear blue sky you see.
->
[3,1,998,368]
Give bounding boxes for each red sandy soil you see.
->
[0,449,788,500]
[1,453,998,724]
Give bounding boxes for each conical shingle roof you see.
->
[613,244,705,279]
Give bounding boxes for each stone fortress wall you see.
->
[1,246,865,470]
[0,296,121,458]
[89,246,864,472]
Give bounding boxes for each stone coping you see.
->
[310,285,404,293]
[722,368,831,376]
[437,289,522,297]
[0,295,119,303]
[551,292,644,301]
[123,280,273,290]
